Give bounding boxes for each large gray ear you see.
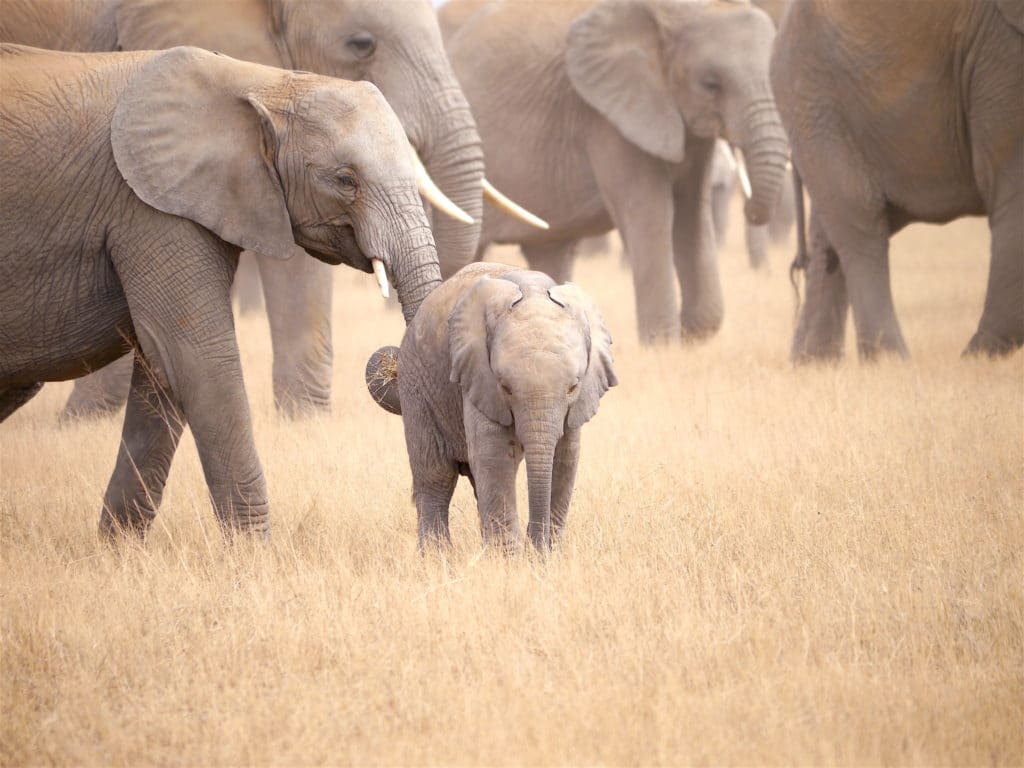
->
[111,47,304,260]
[115,0,285,65]
[448,277,523,426]
[996,0,1024,34]
[566,0,685,163]
[548,284,618,430]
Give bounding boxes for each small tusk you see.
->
[734,148,752,200]
[413,153,474,225]
[372,258,390,299]
[482,179,549,230]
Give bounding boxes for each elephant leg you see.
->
[821,210,907,360]
[673,166,725,339]
[112,233,270,534]
[792,209,850,362]
[465,408,521,551]
[60,353,134,421]
[256,252,333,416]
[413,465,458,550]
[99,353,184,538]
[0,382,43,423]
[965,145,1023,356]
[551,427,581,543]
[588,127,678,343]
[521,241,576,284]
[232,252,265,316]
[744,222,770,271]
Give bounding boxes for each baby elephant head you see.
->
[449,272,618,435]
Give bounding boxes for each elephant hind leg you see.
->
[792,210,850,362]
[522,241,576,284]
[0,382,43,423]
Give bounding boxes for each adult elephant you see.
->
[773,0,1023,360]
[1,0,537,416]
[445,0,789,342]
[0,44,440,534]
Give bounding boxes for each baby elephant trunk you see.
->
[365,346,402,415]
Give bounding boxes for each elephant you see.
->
[0,44,442,535]
[772,0,1024,360]
[1,0,541,417]
[443,0,789,343]
[364,263,617,551]
[709,139,796,270]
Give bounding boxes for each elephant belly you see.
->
[0,251,133,384]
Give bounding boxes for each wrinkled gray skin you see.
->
[0,45,441,536]
[444,0,788,343]
[1,0,483,416]
[709,139,795,270]
[773,0,1023,360]
[365,264,617,552]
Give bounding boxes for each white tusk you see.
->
[413,153,474,225]
[482,179,549,230]
[734,148,752,200]
[717,140,738,175]
[372,258,390,299]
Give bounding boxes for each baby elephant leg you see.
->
[551,428,581,542]
[465,407,522,552]
[61,353,134,421]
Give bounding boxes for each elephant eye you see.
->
[337,171,357,189]
[700,73,721,95]
[500,383,512,396]
[346,32,377,59]
[568,380,580,395]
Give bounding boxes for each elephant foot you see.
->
[273,386,331,418]
[680,315,723,342]
[99,505,154,540]
[856,336,909,362]
[963,329,1024,358]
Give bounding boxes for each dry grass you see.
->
[2,207,1022,766]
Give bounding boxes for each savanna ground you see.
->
[2,204,1022,766]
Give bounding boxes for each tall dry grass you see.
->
[2,211,1021,766]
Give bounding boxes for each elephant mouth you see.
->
[300,225,373,273]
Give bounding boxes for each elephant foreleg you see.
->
[965,143,1023,356]
[465,406,521,552]
[61,353,134,421]
[673,168,725,339]
[99,353,184,538]
[256,252,333,416]
[792,209,850,362]
[550,427,581,543]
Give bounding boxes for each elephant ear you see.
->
[548,284,618,430]
[111,47,305,260]
[996,0,1024,34]
[114,0,286,65]
[449,276,523,426]
[566,0,685,163]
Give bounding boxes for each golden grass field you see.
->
[2,208,1022,766]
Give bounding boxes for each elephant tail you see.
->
[788,168,808,323]
[365,346,402,415]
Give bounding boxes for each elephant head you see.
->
[112,47,440,321]
[113,0,543,276]
[566,0,789,225]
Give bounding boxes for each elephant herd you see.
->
[0,0,1020,550]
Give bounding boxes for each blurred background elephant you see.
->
[773,0,1023,360]
[0,0,505,417]
[442,0,789,343]
[365,264,616,552]
[1,45,441,533]
[709,139,796,271]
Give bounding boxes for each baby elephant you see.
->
[365,263,617,551]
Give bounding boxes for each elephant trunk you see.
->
[519,405,562,552]
[736,94,790,226]
[420,98,485,278]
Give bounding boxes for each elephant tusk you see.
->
[482,179,549,230]
[717,140,738,175]
[372,258,390,299]
[734,147,752,200]
[413,153,474,225]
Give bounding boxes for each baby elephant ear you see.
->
[548,283,618,430]
[449,276,522,426]
[110,46,305,261]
